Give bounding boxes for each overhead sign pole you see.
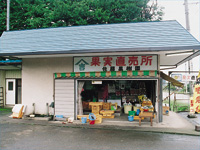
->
[6,0,10,31]
[184,0,190,32]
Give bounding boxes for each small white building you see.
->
[0,20,199,122]
[0,60,22,107]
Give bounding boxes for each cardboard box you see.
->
[163,106,169,115]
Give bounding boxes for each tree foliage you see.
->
[0,0,163,36]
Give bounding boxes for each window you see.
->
[8,82,13,91]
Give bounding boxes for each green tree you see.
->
[0,0,163,36]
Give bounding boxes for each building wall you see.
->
[0,70,6,105]
[22,57,73,115]
[6,70,21,78]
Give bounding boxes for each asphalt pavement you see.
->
[1,110,199,136]
[1,109,200,150]
[177,112,200,126]
[1,122,200,150]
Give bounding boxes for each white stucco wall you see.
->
[22,57,73,115]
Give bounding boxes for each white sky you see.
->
[156,0,200,71]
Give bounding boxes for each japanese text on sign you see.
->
[74,55,157,72]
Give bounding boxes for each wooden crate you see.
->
[100,110,115,119]
[91,105,101,114]
[77,114,102,123]
[103,102,111,110]
[134,116,144,120]
[77,115,89,122]
[89,102,103,110]
[102,115,115,119]
[95,115,103,124]
[142,101,152,106]
[100,110,114,116]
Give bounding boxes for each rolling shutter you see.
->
[55,79,75,118]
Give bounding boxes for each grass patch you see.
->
[163,101,189,112]
[0,107,12,113]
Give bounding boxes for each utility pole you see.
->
[184,0,192,94]
[184,0,190,32]
[6,0,10,31]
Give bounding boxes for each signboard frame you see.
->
[73,55,158,72]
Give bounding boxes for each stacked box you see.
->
[95,114,103,124]
[100,110,115,118]
[163,106,169,115]
[103,103,111,110]
[91,105,101,114]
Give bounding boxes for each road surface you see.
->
[0,122,199,150]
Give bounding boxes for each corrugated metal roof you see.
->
[0,20,200,56]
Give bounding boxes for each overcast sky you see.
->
[156,0,200,72]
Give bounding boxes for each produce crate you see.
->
[142,101,152,106]
[134,116,144,120]
[100,110,115,118]
[77,115,89,122]
[95,114,103,124]
[103,102,111,110]
[91,105,101,114]
[102,115,115,119]
[89,102,103,110]
[140,108,154,112]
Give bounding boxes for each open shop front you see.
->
[76,77,158,124]
[54,71,160,124]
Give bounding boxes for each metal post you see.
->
[168,82,170,110]
[46,103,49,116]
[184,0,190,32]
[6,0,10,31]
[168,72,172,111]
[32,103,35,114]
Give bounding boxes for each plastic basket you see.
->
[89,120,95,125]
[81,117,87,124]
[128,111,136,116]
[111,105,116,110]
[89,113,96,120]
[128,116,134,121]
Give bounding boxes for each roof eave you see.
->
[0,45,200,57]
[176,50,200,66]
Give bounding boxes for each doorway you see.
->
[6,79,21,105]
